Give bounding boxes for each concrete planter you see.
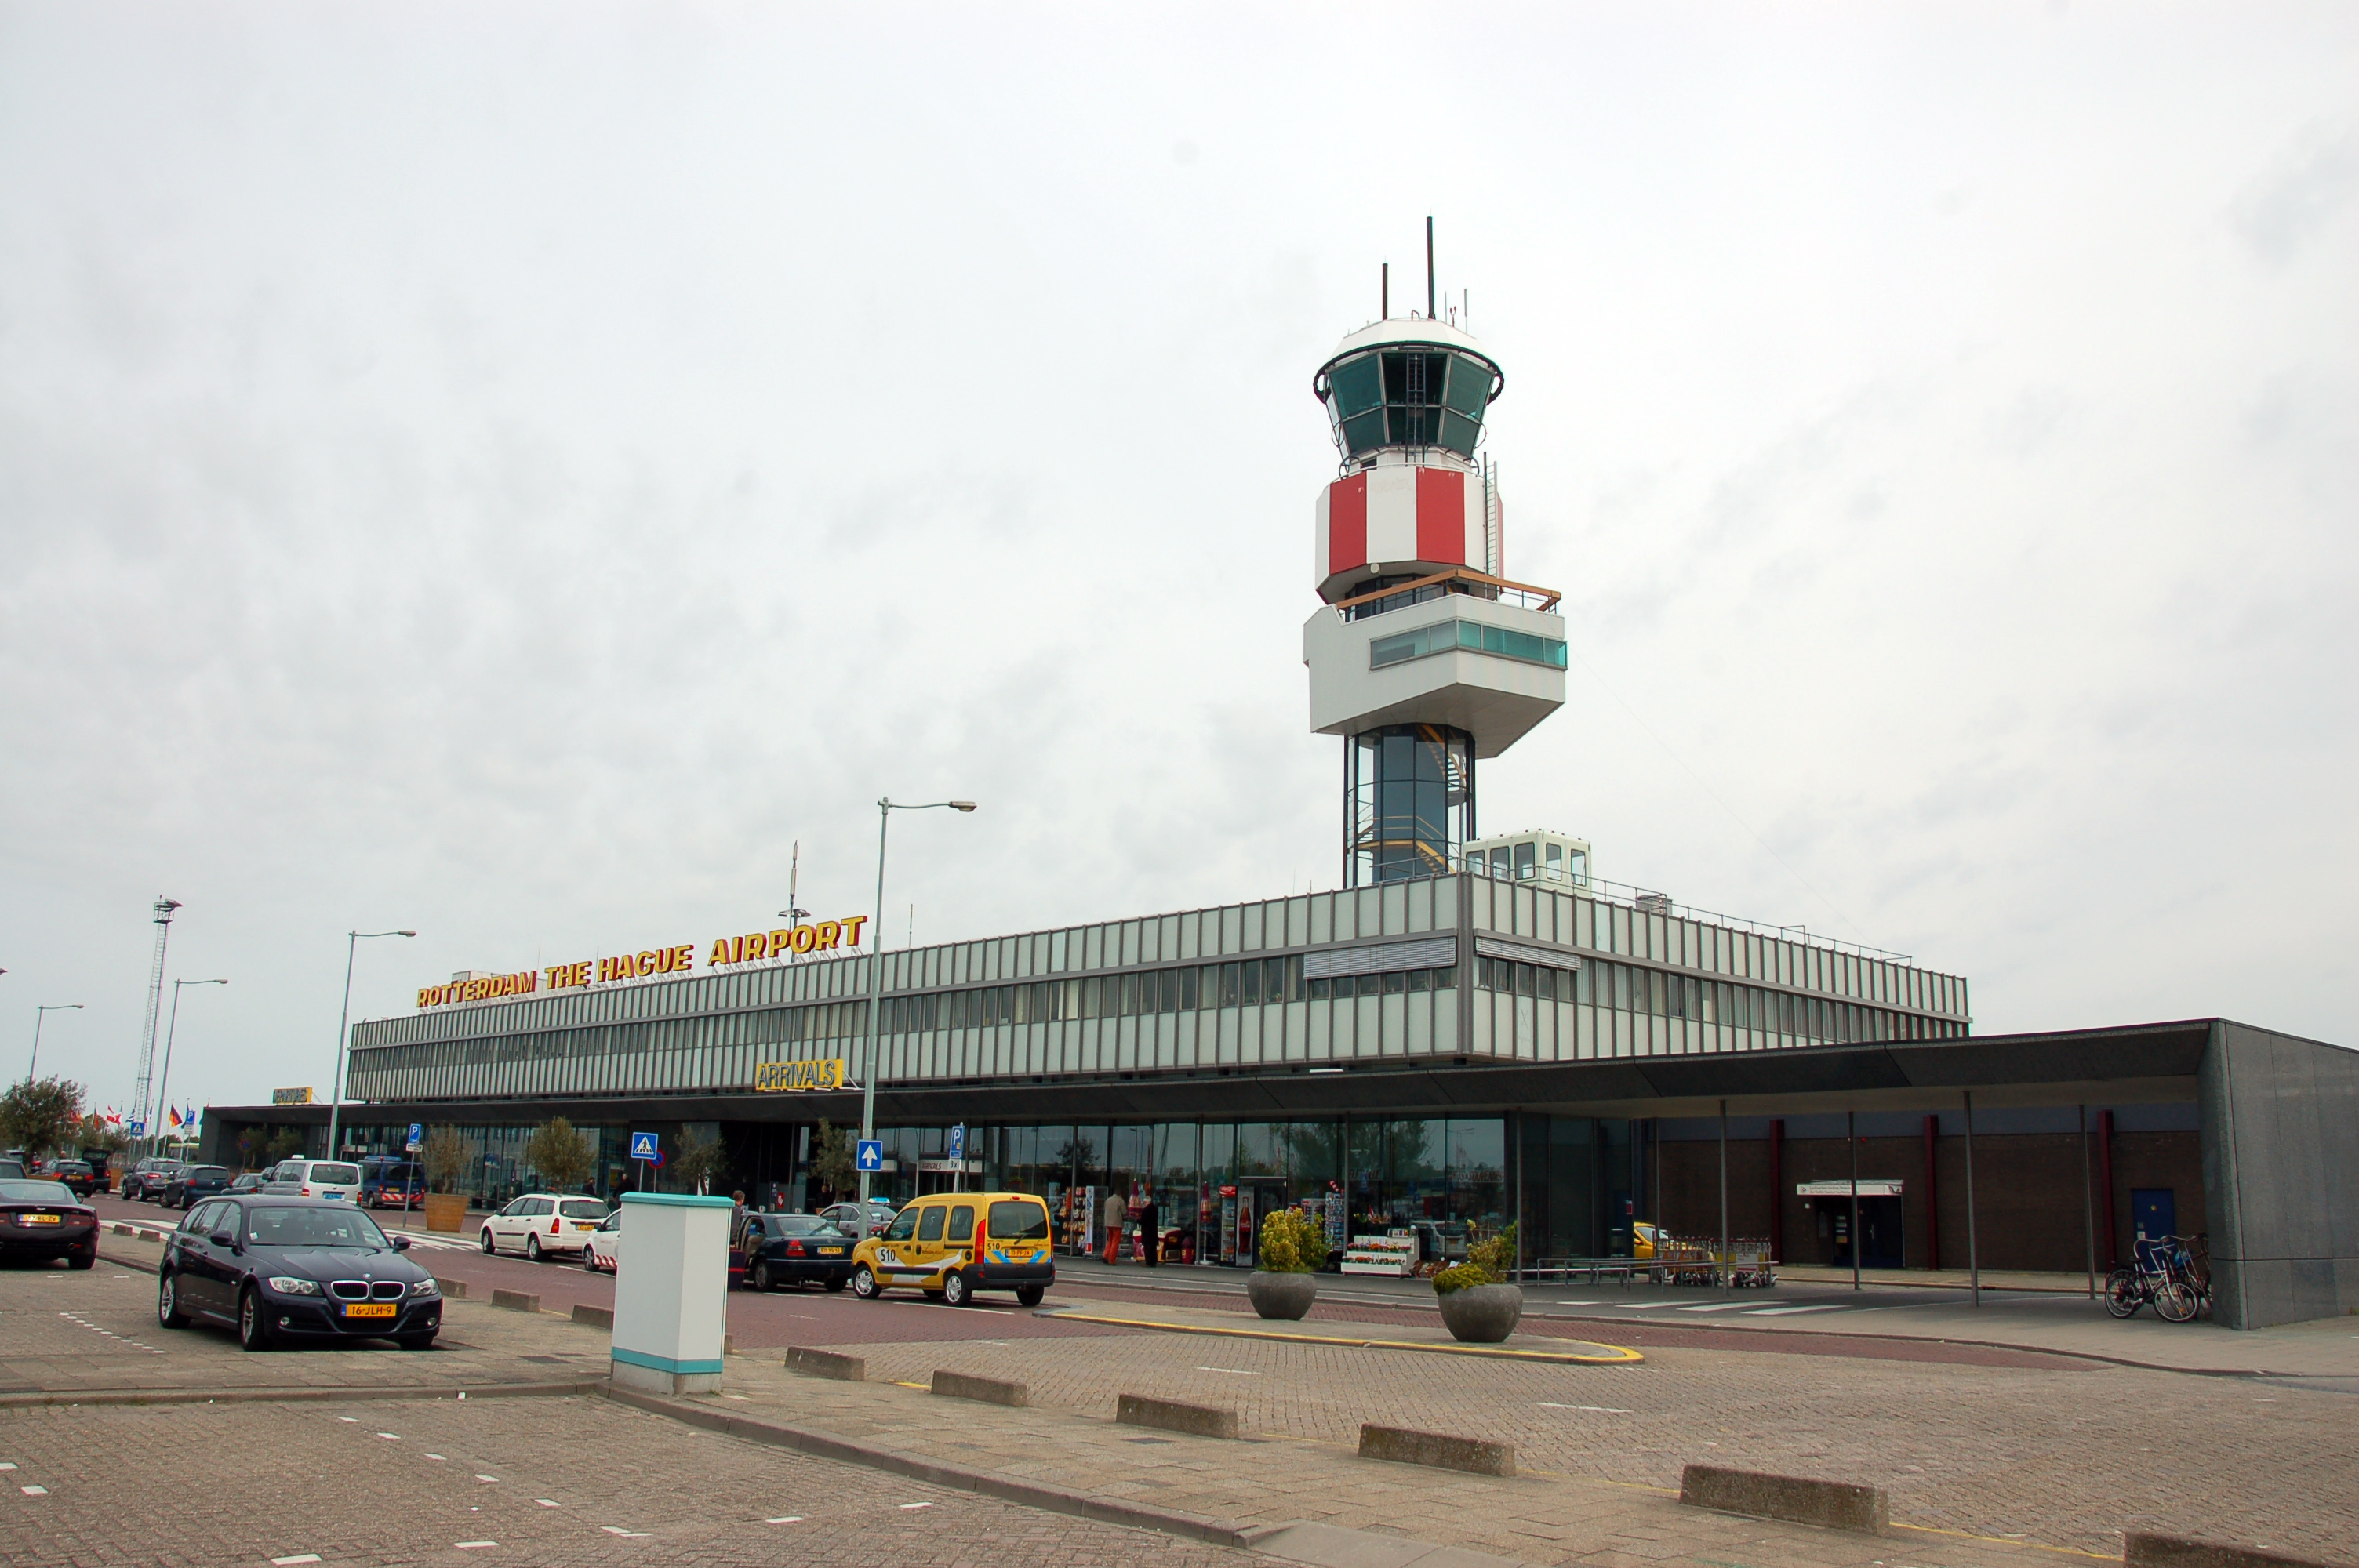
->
[1436,1282,1524,1343]
[422,1192,470,1234]
[1246,1270,1318,1320]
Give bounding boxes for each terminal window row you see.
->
[1477,956,1961,1044]
[881,955,1454,1035]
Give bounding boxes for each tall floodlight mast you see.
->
[1303,227,1567,884]
[129,897,182,1137]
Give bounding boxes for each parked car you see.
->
[226,1171,270,1196]
[164,1165,232,1209]
[0,1178,98,1269]
[818,1200,900,1239]
[736,1213,857,1293]
[45,1160,101,1200]
[581,1208,622,1272]
[478,1193,608,1261]
[260,1160,364,1203]
[360,1158,424,1210]
[122,1158,185,1202]
[0,1159,25,1181]
[155,1196,441,1352]
[848,1192,1055,1308]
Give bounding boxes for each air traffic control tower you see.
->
[1304,284,1568,887]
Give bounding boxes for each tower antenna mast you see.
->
[1426,216,1436,319]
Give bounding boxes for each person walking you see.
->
[1138,1190,1161,1267]
[1103,1187,1127,1265]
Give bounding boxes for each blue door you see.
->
[2131,1188,2177,1243]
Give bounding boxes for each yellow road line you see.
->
[1044,1311,1643,1365]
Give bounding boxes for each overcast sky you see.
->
[3,3,2353,1115]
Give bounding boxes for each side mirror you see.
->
[391,1236,412,1250]
[209,1233,235,1249]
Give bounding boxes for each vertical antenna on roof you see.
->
[1426,217,1436,321]
[1381,263,1389,321]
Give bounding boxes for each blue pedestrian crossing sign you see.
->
[947,1123,965,1162]
[630,1131,660,1161]
[405,1123,423,1152]
[855,1138,884,1173]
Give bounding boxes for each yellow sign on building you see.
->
[751,1058,849,1094]
[271,1087,315,1105]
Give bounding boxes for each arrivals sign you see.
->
[416,916,871,1010]
[752,1058,849,1094]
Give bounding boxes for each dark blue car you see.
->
[157,1196,442,1352]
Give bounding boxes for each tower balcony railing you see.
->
[1335,567,1560,622]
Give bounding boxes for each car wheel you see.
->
[849,1265,879,1299]
[582,1248,600,1272]
[1016,1285,1045,1308]
[942,1270,971,1307]
[525,1234,542,1262]
[238,1287,272,1352]
[158,1272,190,1328]
[67,1243,95,1272]
[751,1262,771,1292]
[480,1229,496,1254]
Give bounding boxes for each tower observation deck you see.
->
[1303,278,1567,887]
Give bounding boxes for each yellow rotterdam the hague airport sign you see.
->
[416,916,870,1010]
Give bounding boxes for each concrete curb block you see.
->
[785,1346,866,1381]
[932,1369,1027,1406]
[1116,1392,1238,1439]
[0,1381,600,1410]
[1679,1464,1888,1535]
[490,1289,541,1313]
[571,1304,613,1330]
[600,1385,1253,1548]
[2125,1533,2357,1568]
[435,1277,469,1299]
[1358,1424,1516,1477]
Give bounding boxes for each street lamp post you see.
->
[856,798,976,1214]
[151,979,227,1160]
[325,930,416,1162]
[26,1004,84,1083]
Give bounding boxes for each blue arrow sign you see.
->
[630,1131,660,1161]
[855,1138,884,1173]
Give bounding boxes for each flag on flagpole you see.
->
[167,1107,184,1130]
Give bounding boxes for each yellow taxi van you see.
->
[848,1190,1056,1308]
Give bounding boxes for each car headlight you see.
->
[266,1276,322,1295]
[409,1277,439,1298]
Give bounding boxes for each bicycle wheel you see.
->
[2105,1268,2144,1319]
[2155,1280,2197,1323]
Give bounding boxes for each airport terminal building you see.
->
[205,289,2357,1330]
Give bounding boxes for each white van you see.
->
[261,1159,364,1202]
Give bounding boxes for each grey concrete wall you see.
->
[2201,1022,2359,1330]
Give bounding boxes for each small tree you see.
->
[265,1127,306,1163]
[423,1126,474,1195]
[1256,1207,1330,1274]
[75,1112,129,1160]
[525,1117,594,1194]
[672,1127,726,1196]
[0,1076,84,1160]
[809,1120,856,1203]
[236,1127,268,1171]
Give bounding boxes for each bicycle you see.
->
[2106,1233,2208,1322]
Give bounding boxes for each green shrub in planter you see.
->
[1256,1208,1330,1273]
[1434,1225,1518,1296]
[1431,1262,1490,1295]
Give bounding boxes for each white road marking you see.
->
[1744,1304,1849,1316]
[424,1454,445,1461]
[765,1516,804,1524]
[1673,1302,1754,1312]
[1539,1403,1633,1414]
[376,1432,399,1440]
[535,1500,559,1508]
[0,1463,14,1471]
[20,1486,49,1496]
[338,1417,360,1423]
[476,1474,498,1483]
[602,1526,652,1537]
[1195,1366,1259,1375]
[271,1555,322,1565]
[1552,1301,1601,1306]
[454,1541,496,1550]
[899,1501,934,1511]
